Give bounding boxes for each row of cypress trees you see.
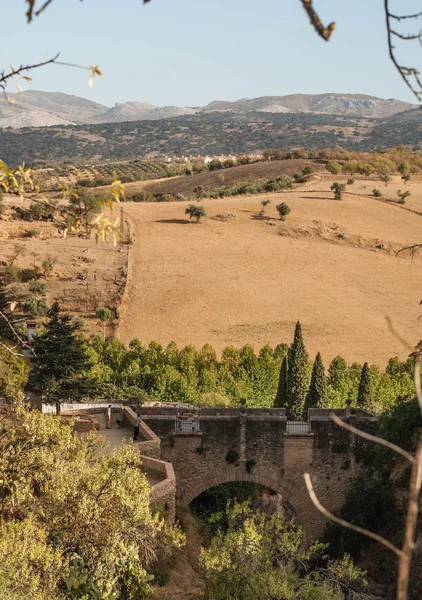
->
[274,322,373,420]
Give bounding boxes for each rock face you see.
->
[202,93,414,118]
[0,91,415,128]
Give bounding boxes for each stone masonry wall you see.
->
[142,409,377,543]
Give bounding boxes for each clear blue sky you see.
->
[3,0,421,107]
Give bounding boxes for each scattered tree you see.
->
[330,182,346,200]
[185,204,207,223]
[96,306,113,341]
[194,185,205,200]
[372,188,382,197]
[396,190,411,204]
[401,172,411,185]
[346,177,355,185]
[380,174,391,187]
[276,202,291,221]
[260,199,271,214]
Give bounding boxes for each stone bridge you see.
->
[136,405,377,542]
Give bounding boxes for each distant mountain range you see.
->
[0,91,416,129]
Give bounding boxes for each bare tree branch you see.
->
[304,473,403,557]
[0,311,35,357]
[0,54,60,100]
[385,0,422,101]
[0,340,24,358]
[299,0,335,41]
[331,413,415,464]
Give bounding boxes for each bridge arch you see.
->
[178,466,315,543]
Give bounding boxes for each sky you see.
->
[2,0,422,108]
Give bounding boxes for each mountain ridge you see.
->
[0,90,416,129]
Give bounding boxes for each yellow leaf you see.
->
[22,76,32,83]
[16,84,22,94]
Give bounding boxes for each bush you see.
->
[23,296,49,317]
[130,190,155,203]
[21,229,39,238]
[201,392,231,407]
[29,202,55,221]
[372,188,382,197]
[276,202,291,221]
[28,280,47,295]
[41,255,57,278]
[326,161,342,175]
[396,190,410,204]
[347,178,355,185]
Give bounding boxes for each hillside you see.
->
[142,159,325,196]
[0,90,109,128]
[118,176,422,365]
[0,112,374,165]
[0,91,415,129]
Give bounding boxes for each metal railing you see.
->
[286,421,310,435]
[42,402,123,413]
[175,419,200,434]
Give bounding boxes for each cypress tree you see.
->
[287,321,310,420]
[274,354,288,407]
[357,362,372,409]
[305,352,328,414]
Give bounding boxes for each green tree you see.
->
[275,202,291,221]
[200,501,364,600]
[401,172,411,185]
[185,204,207,222]
[274,354,288,407]
[287,321,310,420]
[326,160,342,175]
[0,345,29,403]
[330,182,346,200]
[29,303,95,414]
[396,189,411,204]
[194,185,205,200]
[260,199,271,214]
[357,362,372,409]
[305,352,328,412]
[397,160,410,175]
[0,405,184,599]
[96,306,113,341]
[380,173,390,186]
[372,188,382,197]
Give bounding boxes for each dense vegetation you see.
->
[86,328,415,416]
[2,110,422,165]
[0,404,184,599]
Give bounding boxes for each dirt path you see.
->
[117,179,422,365]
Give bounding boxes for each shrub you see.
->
[201,392,231,407]
[29,202,55,220]
[23,296,49,317]
[276,202,291,221]
[21,229,39,238]
[372,188,382,197]
[41,255,57,278]
[28,280,47,295]
[347,178,355,185]
[130,190,155,202]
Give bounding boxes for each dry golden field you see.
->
[118,177,422,365]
